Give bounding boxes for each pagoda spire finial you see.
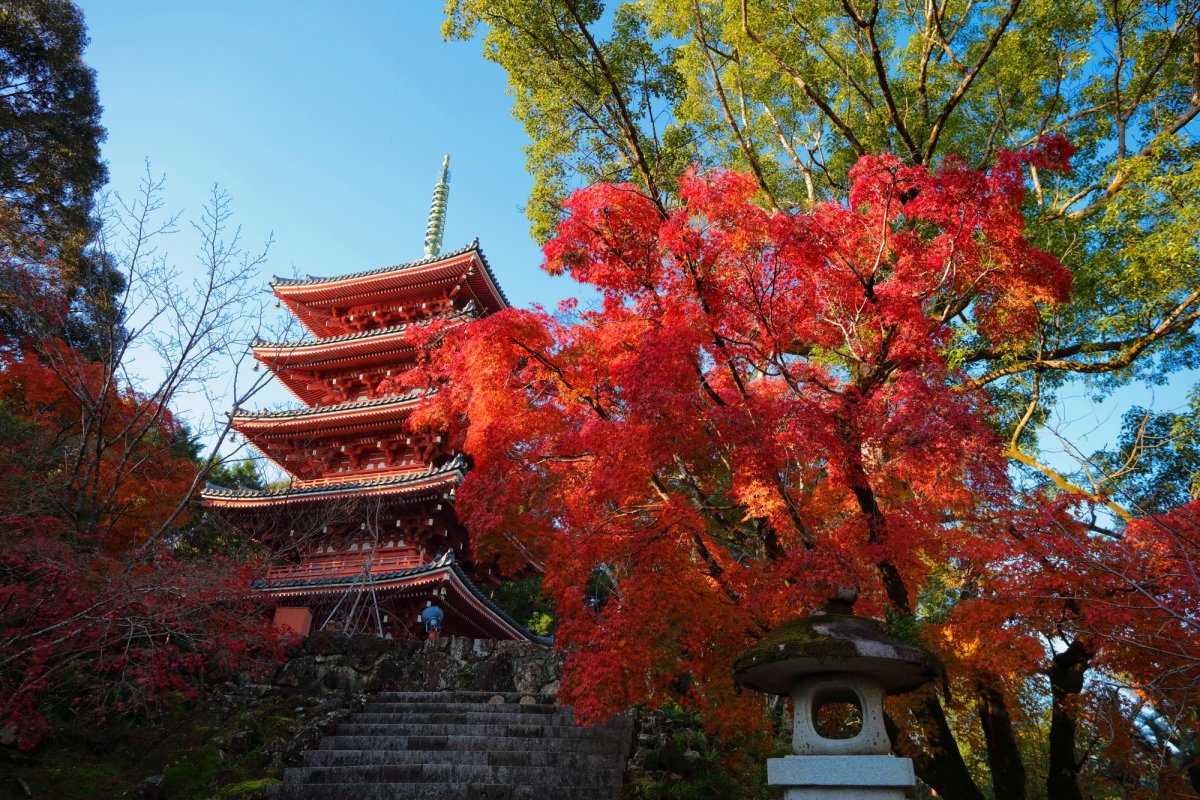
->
[423,154,451,259]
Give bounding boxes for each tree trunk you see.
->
[1047,640,1090,800]
[896,696,986,800]
[976,677,1027,799]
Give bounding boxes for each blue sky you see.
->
[75,1,1196,463]
[78,1,565,311]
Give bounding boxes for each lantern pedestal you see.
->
[768,754,916,799]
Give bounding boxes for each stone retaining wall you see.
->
[273,632,562,696]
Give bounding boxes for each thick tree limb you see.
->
[893,696,986,800]
[563,0,666,212]
[1047,640,1090,800]
[740,0,867,157]
[924,0,1022,162]
[693,4,781,211]
[964,288,1200,389]
[838,0,922,163]
[977,676,1028,799]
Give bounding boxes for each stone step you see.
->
[283,763,621,787]
[274,688,630,800]
[363,701,560,715]
[317,734,627,755]
[303,747,622,770]
[351,711,578,726]
[269,783,615,800]
[335,722,629,742]
[371,691,557,705]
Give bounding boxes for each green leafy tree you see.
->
[0,0,105,258]
[1089,391,1200,516]
[0,0,121,354]
[207,457,266,492]
[446,0,1200,796]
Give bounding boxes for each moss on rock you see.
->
[731,615,862,675]
[732,614,942,695]
[218,777,282,799]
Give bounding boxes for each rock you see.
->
[224,729,255,755]
[470,655,513,692]
[139,775,164,800]
[321,666,364,693]
[275,657,319,690]
[492,640,524,659]
[365,648,421,692]
[304,630,349,656]
[488,695,505,704]
[273,636,561,697]
[422,650,455,691]
[422,636,450,656]
[513,658,551,694]
[448,635,471,661]
[346,634,391,672]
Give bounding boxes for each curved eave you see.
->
[272,244,507,336]
[230,392,430,437]
[252,326,419,368]
[201,462,464,509]
[259,556,548,643]
[252,314,470,406]
[255,305,476,353]
[252,312,470,388]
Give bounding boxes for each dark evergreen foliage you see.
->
[0,0,122,354]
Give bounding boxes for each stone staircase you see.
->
[270,691,633,800]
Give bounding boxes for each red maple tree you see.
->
[405,142,1200,791]
[0,347,284,748]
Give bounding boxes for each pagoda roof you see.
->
[253,323,420,373]
[255,301,470,361]
[258,551,551,644]
[254,302,477,352]
[272,242,508,336]
[252,309,471,406]
[230,391,430,436]
[201,456,465,509]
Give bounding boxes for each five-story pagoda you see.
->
[202,158,541,642]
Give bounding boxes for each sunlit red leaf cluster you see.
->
[404,145,1199,745]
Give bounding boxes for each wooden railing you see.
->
[267,547,426,583]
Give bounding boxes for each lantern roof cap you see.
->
[732,614,942,696]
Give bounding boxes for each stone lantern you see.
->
[732,593,941,799]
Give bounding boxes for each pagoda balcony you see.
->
[266,546,426,584]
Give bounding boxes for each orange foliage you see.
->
[0,347,284,747]
[402,145,1198,757]
[0,346,196,551]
